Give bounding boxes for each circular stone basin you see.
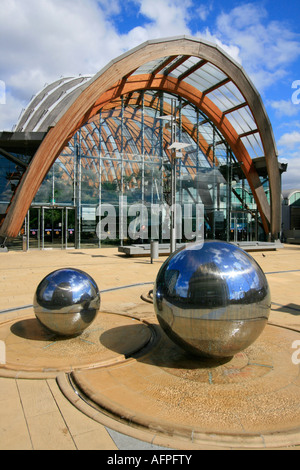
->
[0,311,153,376]
[69,323,300,449]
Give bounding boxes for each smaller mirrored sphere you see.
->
[153,240,271,358]
[34,268,100,336]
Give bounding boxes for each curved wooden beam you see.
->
[0,37,279,239]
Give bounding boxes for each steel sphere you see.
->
[153,240,271,358]
[33,268,100,336]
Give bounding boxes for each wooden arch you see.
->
[0,37,280,239]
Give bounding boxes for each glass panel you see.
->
[0,154,24,218]
[43,208,63,248]
[290,192,300,206]
[28,207,40,249]
[185,62,228,92]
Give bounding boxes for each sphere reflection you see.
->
[34,268,100,336]
[153,241,271,358]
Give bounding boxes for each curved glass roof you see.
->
[15,47,267,163]
[15,75,92,132]
[130,54,265,160]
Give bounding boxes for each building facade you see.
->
[0,37,285,250]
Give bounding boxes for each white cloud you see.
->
[0,92,25,131]
[0,0,127,129]
[200,28,241,65]
[278,131,300,150]
[269,99,300,118]
[1,0,300,134]
[119,0,192,50]
[196,4,213,22]
[280,155,300,189]
[278,131,300,189]
[198,3,300,93]
[96,0,121,15]
[138,0,192,26]
[273,123,300,189]
[0,0,196,130]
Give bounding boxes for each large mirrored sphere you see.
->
[153,241,271,358]
[34,268,100,336]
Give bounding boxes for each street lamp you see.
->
[157,106,190,252]
[168,141,190,252]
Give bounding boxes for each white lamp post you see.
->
[168,142,190,252]
[157,109,190,252]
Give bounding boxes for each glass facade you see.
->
[0,91,269,250]
[282,190,300,234]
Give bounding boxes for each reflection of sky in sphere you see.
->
[40,269,95,304]
[165,241,265,302]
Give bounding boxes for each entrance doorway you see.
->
[27,206,75,249]
[230,210,258,242]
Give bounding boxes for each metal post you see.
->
[170,148,176,253]
[141,91,145,156]
[23,211,29,251]
[170,99,176,253]
[142,154,145,206]
[78,133,82,249]
[52,165,55,205]
[141,92,145,209]
[255,210,258,241]
[74,133,78,249]
[212,127,216,239]
[120,97,125,246]
[150,240,159,263]
[42,206,45,250]
[26,209,30,249]
[65,208,68,250]
[98,112,102,249]
[38,207,41,250]
[178,98,183,244]
[226,145,230,242]
[74,131,81,249]
[120,163,124,245]
[196,109,200,212]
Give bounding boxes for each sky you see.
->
[0,0,300,190]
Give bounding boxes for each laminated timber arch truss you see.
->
[0,36,281,241]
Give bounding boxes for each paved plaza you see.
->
[0,244,299,450]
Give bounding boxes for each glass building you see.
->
[282,189,300,242]
[0,37,285,250]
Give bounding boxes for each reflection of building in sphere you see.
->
[51,282,73,307]
[153,240,271,359]
[188,263,228,308]
[165,269,180,297]
[34,268,100,336]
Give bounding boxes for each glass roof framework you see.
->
[60,89,233,189]
[52,55,266,200]
[14,53,265,168]
[132,55,264,160]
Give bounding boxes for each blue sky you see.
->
[0,0,299,188]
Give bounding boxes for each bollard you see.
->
[22,235,28,252]
[150,240,159,264]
